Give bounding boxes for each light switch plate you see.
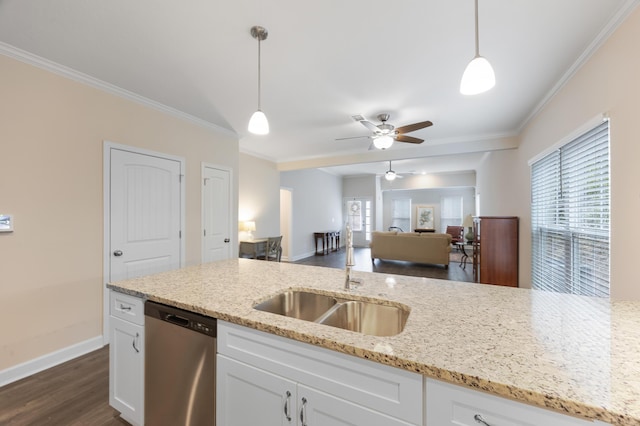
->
[0,214,13,232]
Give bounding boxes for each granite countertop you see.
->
[107,259,640,425]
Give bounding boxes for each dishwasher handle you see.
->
[165,313,189,327]
[145,300,217,337]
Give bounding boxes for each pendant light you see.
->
[248,26,269,135]
[460,0,495,95]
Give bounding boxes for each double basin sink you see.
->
[254,290,409,337]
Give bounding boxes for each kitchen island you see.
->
[107,258,640,425]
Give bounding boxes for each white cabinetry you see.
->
[426,379,609,426]
[217,321,422,426]
[108,291,144,426]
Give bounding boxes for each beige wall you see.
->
[0,54,239,370]
[238,153,281,239]
[477,7,640,299]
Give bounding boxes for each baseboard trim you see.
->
[289,250,317,262]
[0,336,104,387]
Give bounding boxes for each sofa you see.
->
[370,231,452,268]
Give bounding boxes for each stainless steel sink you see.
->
[317,300,409,337]
[253,290,337,321]
[254,290,409,336]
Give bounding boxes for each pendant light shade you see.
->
[460,56,495,95]
[248,110,269,135]
[460,0,495,95]
[248,26,269,135]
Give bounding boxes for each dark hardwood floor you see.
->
[0,345,126,426]
[293,246,474,282]
[0,248,471,425]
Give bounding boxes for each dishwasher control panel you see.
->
[145,301,217,337]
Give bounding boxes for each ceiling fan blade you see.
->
[359,120,380,132]
[335,135,372,141]
[395,134,424,144]
[395,120,433,134]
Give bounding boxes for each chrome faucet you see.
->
[344,224,361,290]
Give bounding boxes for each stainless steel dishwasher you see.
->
[145,301,216,425]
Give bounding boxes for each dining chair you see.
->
[259,236,283,262]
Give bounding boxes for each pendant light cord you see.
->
[474,0,480,57]
[257,37,262,110]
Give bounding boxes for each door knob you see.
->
[224,238,230,243]
[113,250,123,257]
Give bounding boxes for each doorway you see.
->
[345,197,372,247]
[279,188,292,261]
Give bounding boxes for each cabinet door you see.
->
[109,315,144,426]
[426,379,602,426]
[217,355,297,426]
[299,385,416,426]
[478,217,518,286]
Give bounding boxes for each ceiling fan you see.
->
[336,113,433,150]
[383,161,403,181]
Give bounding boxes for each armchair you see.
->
[445,225,464,245]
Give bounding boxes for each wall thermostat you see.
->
[0,214,13,232]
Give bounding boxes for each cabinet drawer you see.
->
[426,379,605,426]
[218,321,423,425]
[110,291,144,325]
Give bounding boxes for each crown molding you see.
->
[518,0,640,133]
[0,42,238,139]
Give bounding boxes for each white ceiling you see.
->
[0,0,636,176]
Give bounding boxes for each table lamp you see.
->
[240,220,256,240]
[244,220,256,240]
[462,215,474,242]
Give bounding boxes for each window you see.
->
[440,195,463,232]
[346,200,362,231]
[531,120,610,297]
[391,199,411,232]
[364,200,371,241]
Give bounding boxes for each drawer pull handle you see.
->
[132,332,140,353]
[119,304,132,311]
[474,414,492,426]
[283,390,292,421]
[300,397,307,426]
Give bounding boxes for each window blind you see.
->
[531,121,610,297]
[440,195,463,232]
[391,199,410,232]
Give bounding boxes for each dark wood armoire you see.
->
[472,216,519,287]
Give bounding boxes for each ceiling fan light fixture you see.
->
[374,135,394,150]
[460,0,495,95]
[248,25,269,135]
[385,170,397,181]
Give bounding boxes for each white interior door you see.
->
[104,144,184,343]
[345,198,372,247]
[110,149,182,281]
[202,165,232,263]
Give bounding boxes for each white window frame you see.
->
[530,119,610,298]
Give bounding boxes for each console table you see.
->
[313,231,341,255]
[239,239,267,259]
